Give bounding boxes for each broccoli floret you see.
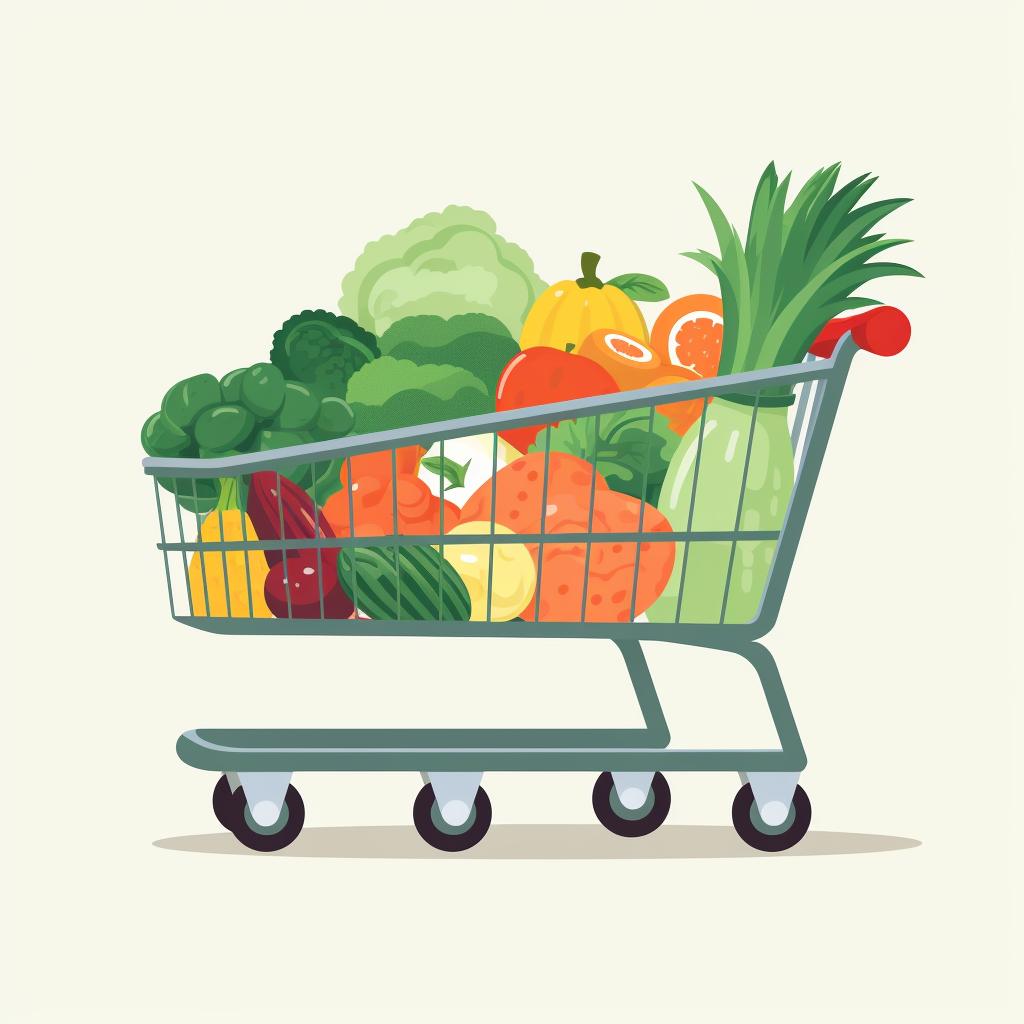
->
[346,356,490,434]
[378,313,519,396]
[271,309,378,399]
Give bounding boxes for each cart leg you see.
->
[426,771,483,828]
[225,771,241,794]
[237,771,293,828]
[742,771,800,827]
[611,771,655,811]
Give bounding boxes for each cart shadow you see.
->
[153,824,920,860]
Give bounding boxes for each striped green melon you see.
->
[338,544,472,621]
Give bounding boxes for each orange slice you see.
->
[576,329,663,391]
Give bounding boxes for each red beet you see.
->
[247,472,335,567]
[264,549,354,619]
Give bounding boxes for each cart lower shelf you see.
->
[176,640,812,854]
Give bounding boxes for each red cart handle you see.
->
[810,305,911,359]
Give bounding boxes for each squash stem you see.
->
[215,476,240,512]
[576,251,604,289]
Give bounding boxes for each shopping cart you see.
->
[143,329,897,853]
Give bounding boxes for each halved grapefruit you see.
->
[651,294,723,378]
[650,295,724,436]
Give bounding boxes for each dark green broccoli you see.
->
[271,309,378,399]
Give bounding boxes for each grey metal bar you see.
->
[533,424,553,623]
[156,529,782,554]
[674,396,710,624]
[578,414,601,623]
[628,405,657,621]
[719,393,760,624]
[789,354,817,452]
[143,358,835,478]
[275,472,292,620]
[169,612,767,644]
[390,446,402,621]
[310,462,325,620]
[237,475,255,618]
[485,430,499,623]
[191,478,211,616]
[170,478,195,617]
[217,504,232,619]
[153,477,175,616]
[345,454,360,613]
[437,438,446,620]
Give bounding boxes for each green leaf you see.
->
[528,409,677,505]
[420,455,472,490]
[606,274,670,302]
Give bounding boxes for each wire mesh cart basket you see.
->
[143,330,894,853]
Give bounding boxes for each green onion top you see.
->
[684,162,922,378]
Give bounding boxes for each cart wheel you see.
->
[592,771,671,838]
[731,782,811,852]
[211,775,238,831]
[412,783,491,853]
[229,784,305,853]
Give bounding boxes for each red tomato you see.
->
[495,349,618,453]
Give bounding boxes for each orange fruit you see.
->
[649,295,724,435]
[575,329,663,391]
[651,294,723,378]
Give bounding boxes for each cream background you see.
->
[4,1,1021,1020]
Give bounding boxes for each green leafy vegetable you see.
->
[240,362,286,419]
[161,374,221,431]
[193,404,256,453]
[420,455,472,490]
[141,411,190,457]
[339,205,547,336]
[345,356,490,434]
[685,162,922,378]
[275,381,320,430]
[378,313,519,396]
[529,408,678,505]
[313,395,355,440]
[271,309,378,398]
[220,367,248,403]
[606,273,670,301]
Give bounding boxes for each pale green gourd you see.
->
[647,399,793,624]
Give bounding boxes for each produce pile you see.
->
[143,167,918,625]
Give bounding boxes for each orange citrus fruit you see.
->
[650,295,724,435]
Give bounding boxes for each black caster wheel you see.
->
[228,784,305,853]
[731,782,811,852]
[413,783,492,853]
[592,771,671,838]
[211,775,238,831]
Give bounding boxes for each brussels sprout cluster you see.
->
[141,362,354,512]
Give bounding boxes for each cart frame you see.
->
[144,333,865,851]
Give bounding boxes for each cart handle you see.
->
[809,306,911,359]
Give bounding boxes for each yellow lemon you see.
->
[441,522,536,622]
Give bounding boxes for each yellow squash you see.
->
[187,479,272,618]
[519,251,650,353]
[441,522,536,622]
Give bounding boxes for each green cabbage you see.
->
[346,356,490,434]
[339,206,546,337]
[378,313,519,397]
